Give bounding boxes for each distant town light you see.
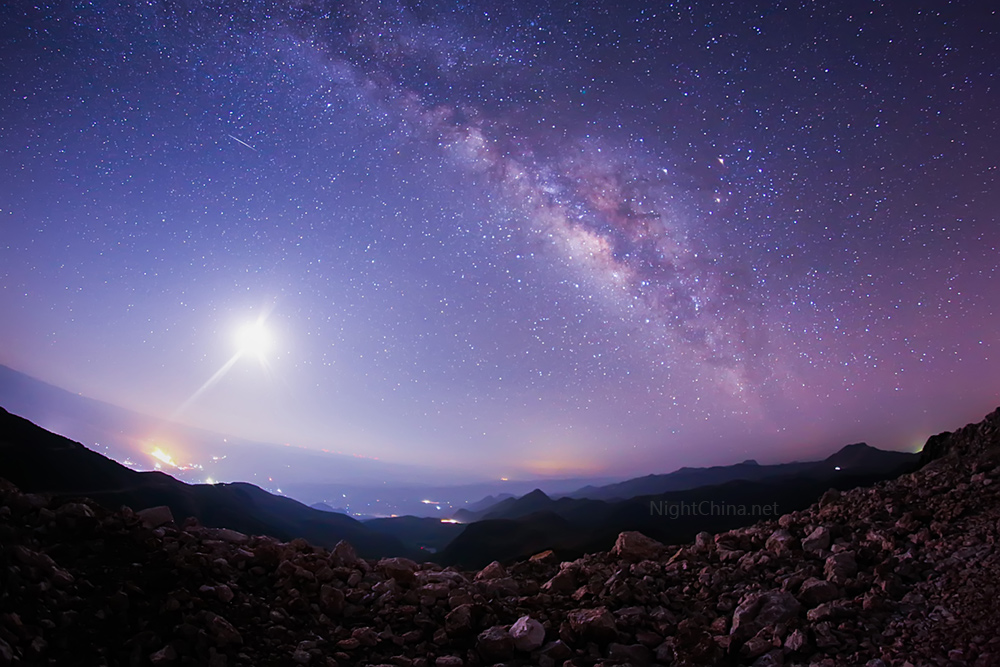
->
[150,447,177,467]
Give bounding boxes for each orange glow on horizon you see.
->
[519,458,604,476]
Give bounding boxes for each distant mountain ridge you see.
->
[0,401,923,569]
[0,406,407,558]
[560,442,917,502]
[440,443,921,567]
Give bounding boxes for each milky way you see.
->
[1,1,998,478]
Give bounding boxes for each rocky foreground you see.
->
[3,411,1000,667]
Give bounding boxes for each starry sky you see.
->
[1,0,998,481]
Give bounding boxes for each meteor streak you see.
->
[227,134,257,151]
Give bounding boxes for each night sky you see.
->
[1,1,998,480]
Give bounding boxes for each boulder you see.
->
[765,529,797,555]
[474,560,507,580]
[797,577,841,607]
[378,557,418,584]
[568,607,617,642]
[509,615,545,651]
[444,603,474,636]
[802,526,831,554]
[137,506,174,529]
[476,626,513,661]
[824,552,858,584]
[730,590,801,638]
[613,531,665,562]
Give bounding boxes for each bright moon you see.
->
[236,321,272,359]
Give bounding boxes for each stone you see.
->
[613,531,665,561]
[541,568,577,593]
[765,529,798,555]
[476,626,513,661]
[137,506,175,528]
[56,502,96,519]
[474,560,507,580]
[209,528,249,544]
[444,603,474,636]
[824,551,858,584]
[802,526,831,554]
[752,649,784,667]
[797,577,841,607]
[784,629,809,652]
[730,590,801,638]
[607,642,652,665]
[206,614,242,647]
[509,615,545,651]
[330,541,359,566]
[149,645,178,665]
[567,607,617,642]
[694,531,714,552]
[379,557,418,584]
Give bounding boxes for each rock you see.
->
[56,502,96,519]
[476,626,513,661]
[806,602,847,622]
[137,506,174,528]
[567,607,617,642]
[206,613,243,647]
[379,557,418,584]
[742,634,773,659]
[797,577,841,607]
[612,531,665,561]
[433,657,463,667]
[819,488,841,507]
[351,627,378,647]
[541,567,578,593]
[530,549,556,562]
[752,649,784,666]
[784,629,809,652]
[539,639,573,661]
[607,642,652,665]
[444,604,474,636]
[149,645,177,664]
[509,615,545,651]
[476,575,518,598]
[802,526,831,554]
[824,551,858,584]
[209,528,249,544]
[765,529,797,555]
[330,540,359,566]
[0,637,13,663]
[730,590,801,638]
[694,531,715,552]
[215,584,234,603]
[474,560,507,580]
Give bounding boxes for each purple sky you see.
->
[1,0,998,481]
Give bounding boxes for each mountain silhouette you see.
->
[0,406,407,558]
[562,443,918,501]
